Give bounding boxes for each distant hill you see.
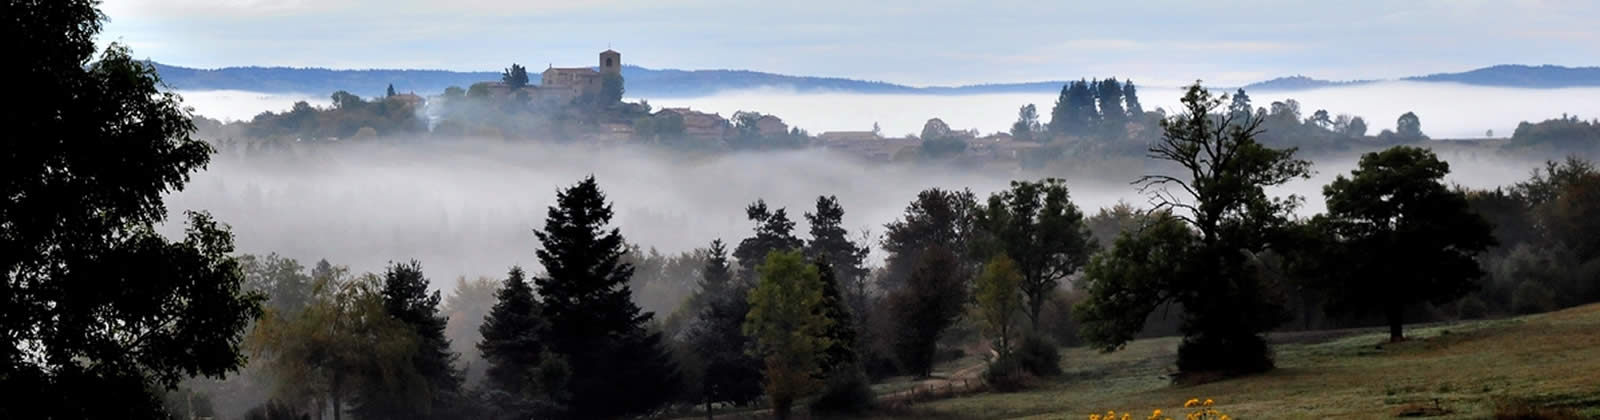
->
[150,62,1072,98]
[1240,75,1371,91]
[1405,64,1600,88]
[150,62,1600,98]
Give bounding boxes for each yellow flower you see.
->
[1203,399,1214,407]
[1090,415,1101,420]
[1185,398,1200,408]
[1121,414,1131,420]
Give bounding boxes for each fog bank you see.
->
[162,139,1547,289]
[641,82,1600,139]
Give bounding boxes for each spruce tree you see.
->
[804,196,870,312]
[477,266,551,407]
[684,240,764,415]
[356,260,463,420]
[533,176,678,418]
[812,258,859,375]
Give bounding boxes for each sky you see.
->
[98,0,1600,88]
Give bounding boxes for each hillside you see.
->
[1407,64,1600,88]
[878,304,1600,419]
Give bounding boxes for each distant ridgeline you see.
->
[154,62,1600,98]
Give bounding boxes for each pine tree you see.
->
[533,176,678,418]
[1096,77,1126,125]
[733,199,804,282]
[477,267,551,407]
[1123,80,1144,116]
[812,258,859,376]
[804,196,870,311]
[684,240,764,415]
[386,83,397,97]
[355,260,463,420]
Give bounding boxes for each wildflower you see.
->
[1185,398,1200,408]
[1091,415,1101,420]
[1203,399,1214,407]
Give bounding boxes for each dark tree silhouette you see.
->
[354,261,464,420]
[502,63,530,88]
[533,176,678,418]
[2,1,264,417]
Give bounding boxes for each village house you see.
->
[471,49,623,105]
[658,107,731,141]
[755,115,789,137]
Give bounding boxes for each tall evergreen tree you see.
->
[888,247,968,377]
[812,258,859,376]
[477,266,552,411]
[1228,88,1253,121]
[733,200,805,282]
[1048,83,1072,136]
[1011,104,1042,142]
[804,196,871,312]
[354,261,463,420]
[684,240,764,416]
[533,176,678,418]
[1123,80,1145,116]
[386,83,397,97]
[1096,77,1127,128]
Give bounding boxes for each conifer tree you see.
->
[533,176,678,418]
[812,258,859,375]
[477,267,550,405]
[355,261,463,420]
[734,199,804,281]
[684,240,764,415]
[1123,80,1145,116]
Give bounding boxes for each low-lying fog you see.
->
[643,82,1600,139]
[164,139,1547,289]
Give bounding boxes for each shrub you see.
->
[981,355,1033,392]
[1457,295,1490,319]
[1015,334,1062,377]
[1512,280,1557,315]
[808,367,875,416]
[1175,332,1273,379]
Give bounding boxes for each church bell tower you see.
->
[600,49,621,75]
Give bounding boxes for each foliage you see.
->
[532,176,679,418]
[881,188,981,291]
[734,199,805,281]
[975,256,1025,359]
[1012,104,1044,142]
[808,366,876,416]
[1318,146,1495,341]
[350,261,464,419]
[1079,82,1308,376]
[805,195,872,317]
[889,246,969,377]
[2,2,265,417]
[502,63,529,88]
[1014,333,1062,377]
[249,268,419,420]
[442,275,497,385]
[1396,111,1426,140]
[977,178,1096,330]
[476,266,557,416]
[240,253,315,315]
[683,240,764,412]
[1510,115,1600,152]
[813,258,861,377]
[744,250,832,420]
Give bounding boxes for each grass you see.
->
[863,304,1600,419]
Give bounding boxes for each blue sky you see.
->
[98,0,1600,87]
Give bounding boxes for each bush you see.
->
[1512,280,1557,315]
[981,355,1033,392]
[1457,295,1490,320]
[809,367,875,416]
[1016,334,1062,377]
[1175,332,1273,379]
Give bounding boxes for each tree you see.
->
[1345,116,1369,137]
[1123,80,1145,116]
[812,258,859,376]
[240,253,314,314]
[1078,82,1310,376]
[1320,146,1495,341]
[3,2,264,417]
[683,240,764,417]
[743,250,831,420]
[443,275,498,385]
[881,188,981,291]
[601,73,625,104]
[1307,109,1332,129]
[502,63,530,89]
[354,261,463,419]
[250,268,418,420]
[1048,80,1098,136]
[533,176,678,418]
[975,256,1025,359]
[387,83,397,97]
[804,196,871,314]
[476,267,557,416]
[1011,104,1042,142]
[978,179,1096,330]
[331,90,363,109]
[1228,88,1252,121]
[1096,77,1127,129]
[733,200,804,281]
[1397,111,1425,139]
[888,247,968,377]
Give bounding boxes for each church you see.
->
[475,49,622,104]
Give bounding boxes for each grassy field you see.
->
[872,304,1600,419]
